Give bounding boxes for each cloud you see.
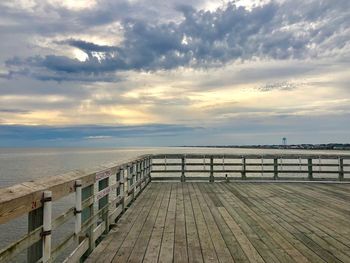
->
[257,81,299,92]
[0,124,199,141]
[1,113,349,147]
[57,39,119,55]
[3,0,349,81]
[0,108,30,114]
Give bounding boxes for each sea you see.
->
[0,147,349,262]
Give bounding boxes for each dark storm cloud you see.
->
[56,39,119,54]
[2,0,349,82]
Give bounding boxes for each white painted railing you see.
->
[151,154,350,181]
[1,152,350,262]
[0,155,152,262]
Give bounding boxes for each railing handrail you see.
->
[1,153,349,222]
[0,154,151,225]
[152,153,350,159]
[0,154,152,263]
[151,153,350,183]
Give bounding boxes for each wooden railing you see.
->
[0,155,152,262]
[1,153,350,262]
[151,154,350,181]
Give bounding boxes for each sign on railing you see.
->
[95,168,113,181]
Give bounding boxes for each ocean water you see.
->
[0,147,349,262]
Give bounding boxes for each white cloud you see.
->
[0,0,349,144]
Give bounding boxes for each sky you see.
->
[0,0,349,147]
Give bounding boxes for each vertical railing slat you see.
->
[308,158,313,180]
[209,156,214,182]
[42,191,52,263]
[181,156,186,182]
[241,157,246,180]
[339,157,344,181]
[274,158,278,180]
[75,180,82,235]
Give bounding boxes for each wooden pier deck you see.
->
[86,182,350,263]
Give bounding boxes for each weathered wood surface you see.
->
[0,155,151,224]
[0,155,152,263]
[87,182,350,263]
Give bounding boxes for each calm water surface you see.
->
[1,147,349,261]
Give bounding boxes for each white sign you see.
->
[96,183,118,200]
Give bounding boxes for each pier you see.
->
[0,153,350,262]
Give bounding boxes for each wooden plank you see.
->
[216,183,305,263]
[126,183,168,262]
[83,182,350,263]
[158,183,177,263]
[86,185,156,263]
[93,223,106,242]
[216,185,283,263]
[143,184,172,263]
[199,183,250,263]
[112,184,163,262]
[217,206,265,263]
[183,184,204,263]
[218,183,326,263]
[174,183,189,263]
[264,184,350,257]
[188,183,219,263]
[63,237,89,263]
[192,183,234,263]
[237,183,342,262]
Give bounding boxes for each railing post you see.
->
[209,156,214,182]
[308,158,313,180]
[241,157,246,180]
[42,191,52,263]
[148,156,152,181]
[181,156,186,182]
[74,180,82,235]
[273,158,278,180]
[339,157,344,181]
